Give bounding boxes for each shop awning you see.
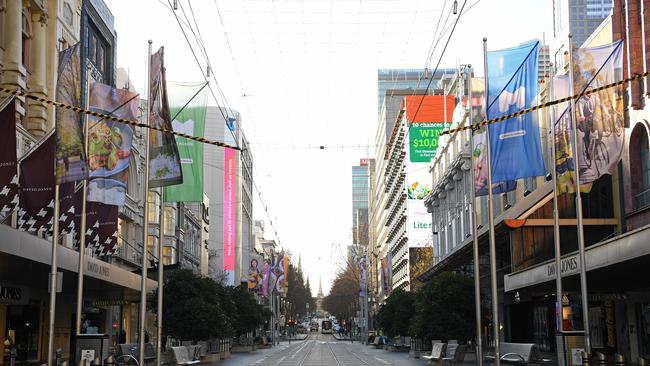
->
[0,224,157,291]
[504,224,650,291]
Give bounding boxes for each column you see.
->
[26,9,48,136]
[1,0,26,118]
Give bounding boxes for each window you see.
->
[147,191,160,224]
[163,206,176,236]
[86,23,110,81]
[162,246,173,265]
[630,123,650,210]
[22,10,31,68]
[147,235,158,259]
[63,2,74,27]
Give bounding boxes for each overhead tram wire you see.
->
[410,0,468,123]
[164,0,283,247]
[200,0,283,247]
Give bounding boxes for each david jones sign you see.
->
[546,255,580,277]
[0,283,27,304]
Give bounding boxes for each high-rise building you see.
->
[352,159,372,246]
[551,0,613,67]
[203,107,254,286]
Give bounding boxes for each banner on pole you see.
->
[473,130,517,196]
[486,40,545,182]
[86,82,139,206]
[55,43,86,184]
[572,41,624,184]
[18,135,56,234]
[0,99,18,216]
[163,82,208,202]
[149,47,183,188]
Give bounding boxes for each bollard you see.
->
[56,348,62,366]
[594,351,607,366]
[614,354,625,366]
[104,355,116,366]
[639,357,649,366]
[582,351,591,366]
[91,356,101,366]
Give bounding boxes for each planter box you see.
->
[231,345,256,353]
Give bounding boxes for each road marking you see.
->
[291,340,310,358]
[374,356,391,365]
[270,356,286,366]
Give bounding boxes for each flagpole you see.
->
[567,33,591,354]
[548,65,566,365]
[139,40,153,366]
[75,63,92,336]
[467,66,483,366]
[156,190,164,366]
[482,37,501,366]
[47,183,61,366]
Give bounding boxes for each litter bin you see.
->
[75,334,109,366]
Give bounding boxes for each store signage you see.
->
[87,261,110,278]
[0,283,28,304]
[546,255,579,277]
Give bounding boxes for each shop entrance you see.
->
[4,305,40,364]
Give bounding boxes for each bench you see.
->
[117,343,156,365]
[171,346,200,365]
[372,336,385,349]
[442,344,467,366]
[422,341,446,365]
[485,343,551,366]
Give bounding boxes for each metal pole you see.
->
[567,33,591,354]
[75,63,92,336]
[156,192,165,366]
[467,66,484,366]
[549,65,566,366]
[139,40,153,366]
[47,184,61,366]
[483,37,501,366]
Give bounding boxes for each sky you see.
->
[105,0,553,296]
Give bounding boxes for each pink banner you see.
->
[223,148,236,280]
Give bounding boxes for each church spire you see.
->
[318,275,324,297]
[298,253,302,274]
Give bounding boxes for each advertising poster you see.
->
[55,43,86,184]
[222,147,237,285]
[472,130,517,196]
[86,82,139,206]
[164,81,208,202]
[247,256,263,292]
[149,47,183,187]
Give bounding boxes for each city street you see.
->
[218,334,424,366]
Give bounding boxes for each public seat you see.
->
[484,343,551,366]
[117,343,156,365]
[171,346,200,365]
[372,336,385,349]
[442,343,467,366]
[422,341,446,365]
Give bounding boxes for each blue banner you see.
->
[487,40,545,182]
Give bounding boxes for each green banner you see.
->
[163,82,208,202]
[408,122,449,163]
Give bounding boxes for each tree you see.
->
[229,286,267,336]
[154,269,230,341]
[376,289,415,337]
[322,266,359,321]
[285,263,313,319]
[410,271,475,342]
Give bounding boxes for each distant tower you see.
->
[316,275,324,314]
[298,253,302,274]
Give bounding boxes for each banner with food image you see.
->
[86,82,139,206]
[55,43,87,184]
[149,47,183,188]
